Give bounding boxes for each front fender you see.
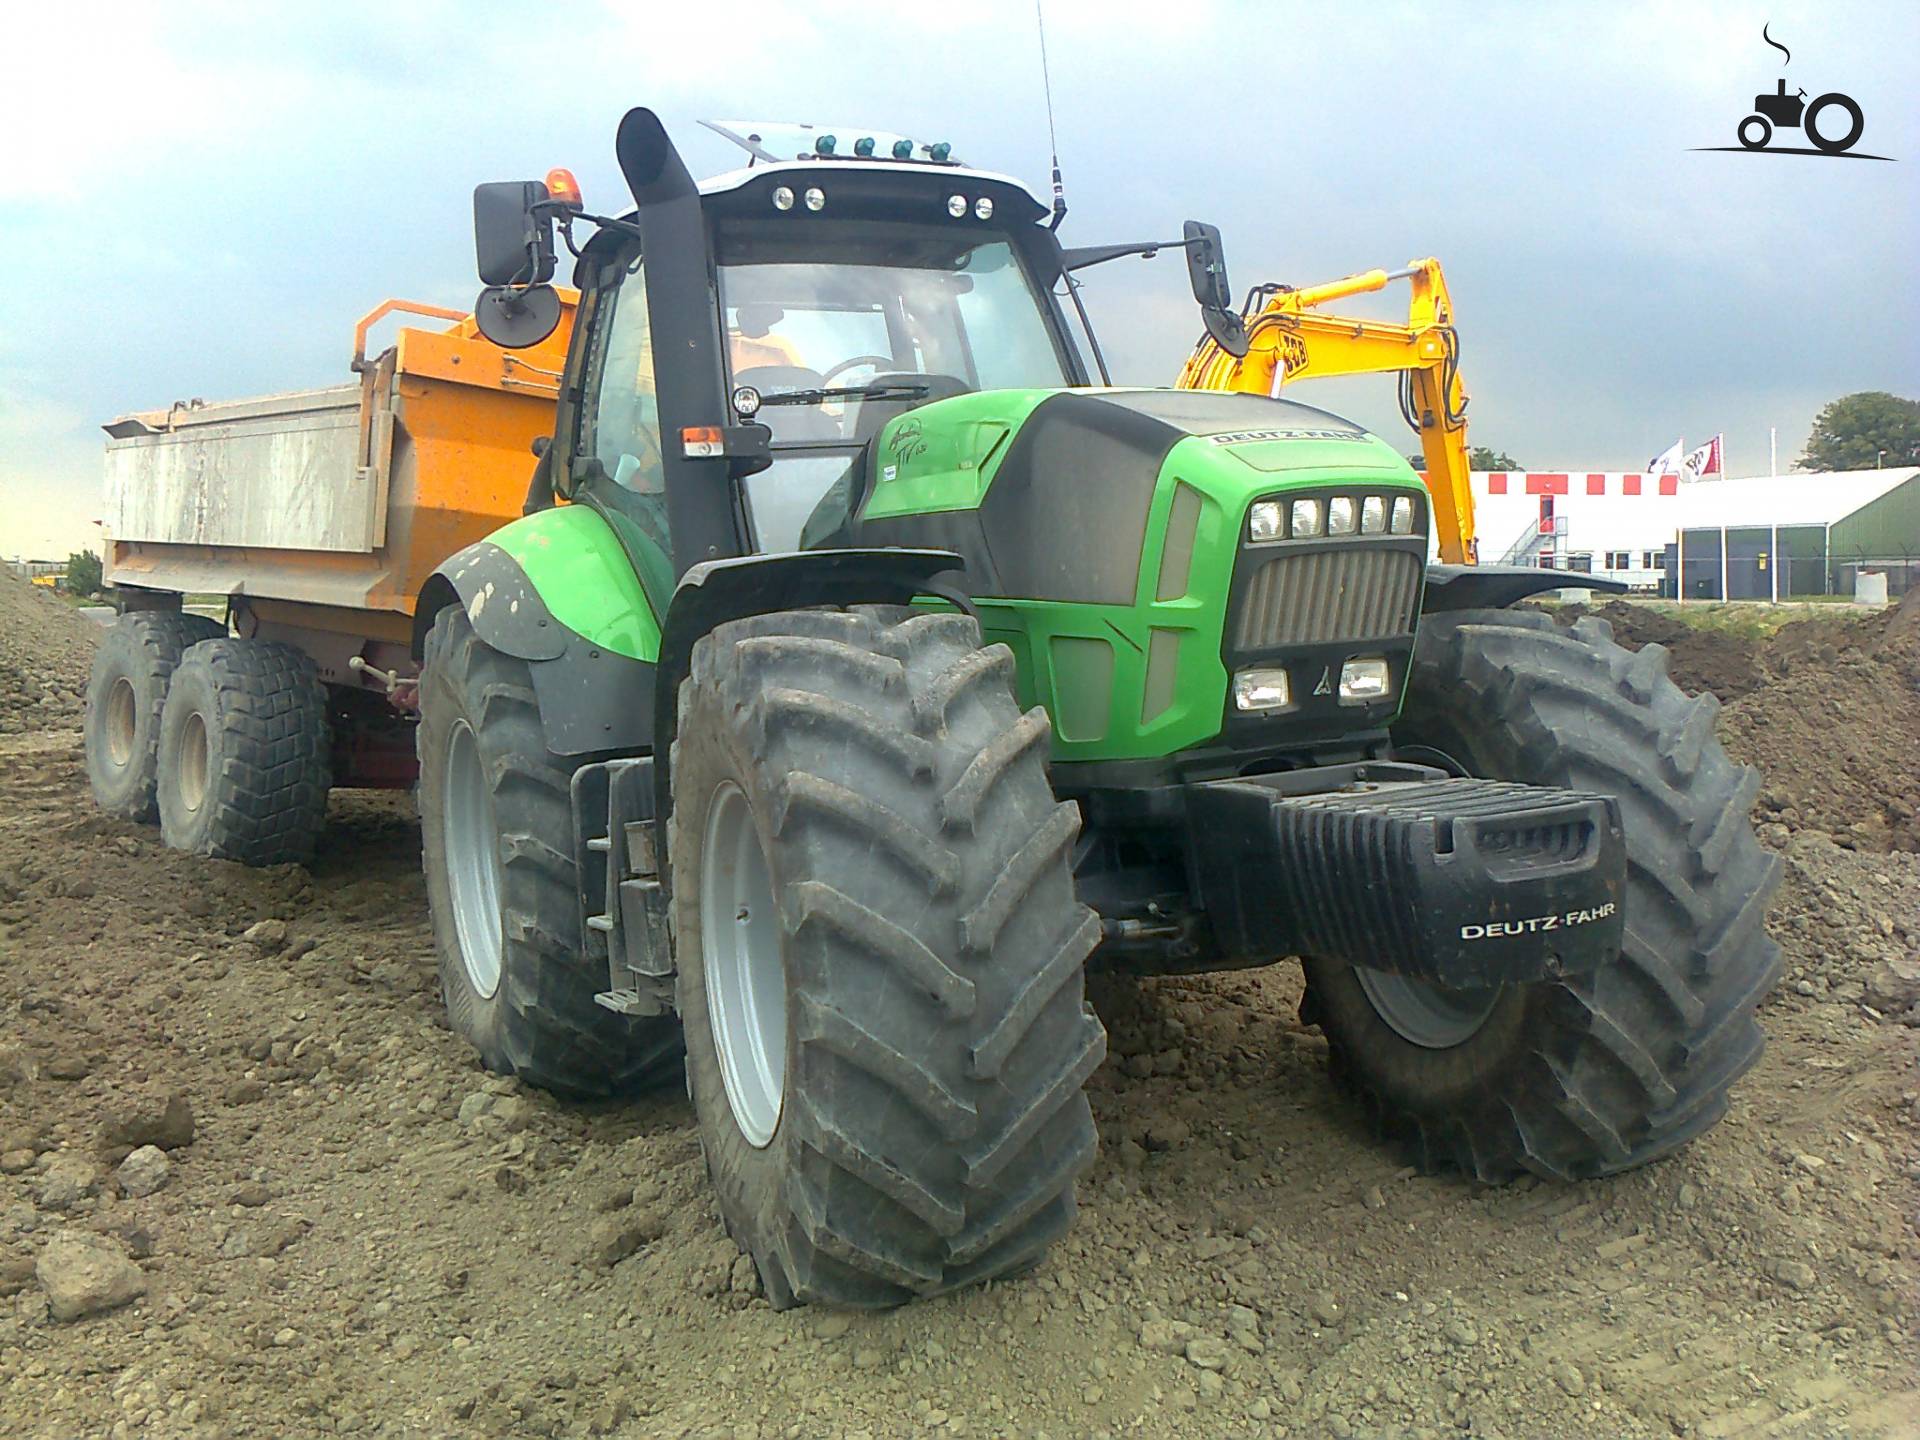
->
[650,547,963,844]
[1422,563,1627,613]
[415,506,663,756]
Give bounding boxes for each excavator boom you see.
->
[1175,258,1477,563]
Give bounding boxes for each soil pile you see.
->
[0,568,97,734]
[1583,601,1768,700]
[1593,595,1920,853]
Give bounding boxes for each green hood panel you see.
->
[848,387,1429,764]
[863,389,1060,518]
[483,505,662,663]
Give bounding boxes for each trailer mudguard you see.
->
[415,505,662,755]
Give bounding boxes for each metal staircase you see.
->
[1500,512,1568,566]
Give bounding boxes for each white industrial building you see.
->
[1443,466,1920,598]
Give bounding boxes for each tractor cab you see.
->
[697,148,1085,552]
[472,114,1098,601]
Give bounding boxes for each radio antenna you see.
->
[1036,1,1066,230]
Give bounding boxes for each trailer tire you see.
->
[155,638,331,864]
[1302,609,1782,1181]
[418,607,682,1098]
[671,607,1104,1309]
[85,612,226,822]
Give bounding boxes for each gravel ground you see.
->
[0,570,1915,1438]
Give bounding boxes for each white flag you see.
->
[1646,439,1684,476]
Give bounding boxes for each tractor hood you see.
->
[858,387,1420,606]
[847,386,1432,768]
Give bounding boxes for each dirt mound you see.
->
[1589,596,1920,853]
[0,568,97,734]
[1585,599,1768,700]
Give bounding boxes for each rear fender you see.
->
[414,506,662,756]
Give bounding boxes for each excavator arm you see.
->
[1175,258,1477,563]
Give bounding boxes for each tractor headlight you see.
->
[1290,498,1323,537]
[973,197,994,220]
[1361,495,1388,534]
[1247,500,1285,543]
[1391,496,1416,534]
[771,186,795,211]
[1232,667,1293,712]
[947,194,969,218]
[804,187,826,212]
[1328,497,1357,535]
[1338,658,1391,704]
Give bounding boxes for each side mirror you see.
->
[472,283,562,350]
[474,180,557,288]
[1183,221,1231,311]
[1183,220,1248,359]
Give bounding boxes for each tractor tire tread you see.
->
[419,608,682,1098]
[675,605,1101,1308]
[1305,607,1782,1182]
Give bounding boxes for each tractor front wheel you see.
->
[671,607,1104,1308]
[1303,608,1782,1181]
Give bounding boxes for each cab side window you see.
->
[579,252,663,495]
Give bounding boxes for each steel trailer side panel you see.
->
[105,386,376,553]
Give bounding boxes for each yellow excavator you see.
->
[1175,257,1478,563]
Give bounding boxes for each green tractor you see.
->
[416,111,1781,1308]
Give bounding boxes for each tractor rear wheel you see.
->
[1302,608,1782,1180]
[671,607,1104,1308]
[417,607,682,1098]
[85,611,225,822]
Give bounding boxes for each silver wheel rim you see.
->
[700,781,787,1148]
[1355,967,1502,1049]
[444,720,505,1000]
[177,711,210,813]
[1362,738,1502,1047]
[105,677,137,768]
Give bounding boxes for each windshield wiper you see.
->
[755,382,931,407]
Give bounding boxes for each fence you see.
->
[1668,550,1917,601]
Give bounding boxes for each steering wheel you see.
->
[822,354,894,387]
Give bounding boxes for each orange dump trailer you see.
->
[100,295,576,783]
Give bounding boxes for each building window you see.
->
[1604,550,1630,569]
[1643,550,1665,569]
[1570,553,1594,573]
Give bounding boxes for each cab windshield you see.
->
[716,219,1071,551]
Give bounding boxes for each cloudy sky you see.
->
[2,0,1915,558]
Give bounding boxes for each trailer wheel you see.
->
[1302,609,1783,1181]
[84,611,225,822]
[417,607,682,1098]
[156,638,332,865]
[671,607,1104,1308]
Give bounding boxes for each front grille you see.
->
[1233,546,1423,651]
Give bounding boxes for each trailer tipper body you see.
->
[101,297,575,723]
